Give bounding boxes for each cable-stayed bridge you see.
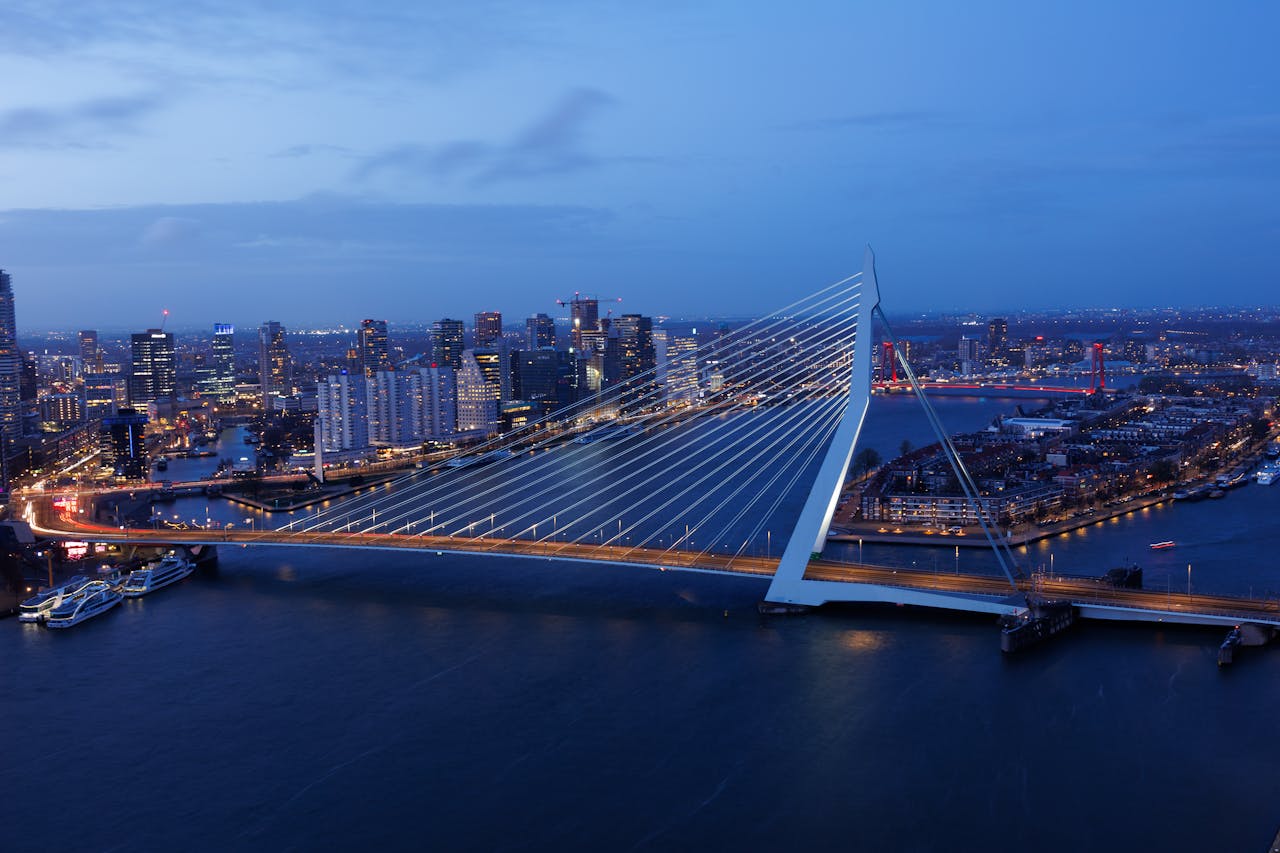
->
[25,248,1280,632]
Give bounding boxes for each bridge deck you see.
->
[28,505,1280,629]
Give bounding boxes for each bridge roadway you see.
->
[29,505,1280,629]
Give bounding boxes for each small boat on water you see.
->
[121,552,194,598]
[1149,541,1175,550]
[46,581,123,629]
[18,575,93,622]
[1257,465,1278,486]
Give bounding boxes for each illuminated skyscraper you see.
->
[258,321,292,399]
[568,296,598,353]
[614,314,655,382]
[474,311,502,348]
[430,318,465,370]
[359,319,391,377]
[987,318,1008,357]
[79,330,102,374]
[456,350,499,434]
[0,270,21,443]
[316,371,369,451]
[665,335,699,406]
[198,324,236,401]
[129,329,176,406]
[526,313,556,350]
[418,365,456,439]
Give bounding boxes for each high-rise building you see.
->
[526,313,556,350]
[19,353,36,404]
[418,365,456,439]
[100,408,149,479]
[987,318,1008,359]
[258,321,292,399]
[474,311,502,348]
[430,318,465,370]
[0,270,22,444]
[78,330,103,374]
[615,314,656,381]
[367,370,422,447]
[39,392,85,430]
[456,350,500,435]
[665,335,699,406]
[568,296,598,353]
[511,349,569,404]
[211,324,236,401]
[197,324,236,401]
[359,319,391,377]
[316,371,369,452]
[129,329,176,406]
[83,372,119,418]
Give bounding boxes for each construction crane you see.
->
[555,292,622,310]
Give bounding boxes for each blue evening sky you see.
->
[1,1,1277,328]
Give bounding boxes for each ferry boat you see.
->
[1257,466,1277,486]
[17,575,93,622]
[45,581,123,629]
[121,552,195,598]
[1149,541,1175,550]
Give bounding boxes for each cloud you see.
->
[353,87,621,186]
[140,216,200,247]
[0,195,622,326]
[0,92,166,148]
[782,111,945,132]
[270,143,356,159]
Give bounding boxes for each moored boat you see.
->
[121,552,195,598]
[17,575,93,623]
[46,581,123,629]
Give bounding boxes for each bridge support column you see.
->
[765,246,880,606]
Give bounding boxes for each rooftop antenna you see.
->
[160,308,170,331]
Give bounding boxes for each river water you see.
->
[5,395,1280,852]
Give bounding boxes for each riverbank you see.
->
[221,472,402,513]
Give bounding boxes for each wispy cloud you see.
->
[0,195,619,326]
[353,87,627,186]
[782,111,946,132]
[139,216,200,248]
[0,92,166,148]
[269,143,356,160]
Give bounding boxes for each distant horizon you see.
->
[14,299,1280,339]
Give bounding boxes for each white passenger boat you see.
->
[45,581,123,629]
[121,552,195,598]
[17,575,93,623]
[1257,465,1277,486]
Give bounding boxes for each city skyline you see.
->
[2,3,1279,325]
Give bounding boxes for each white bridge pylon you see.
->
[763,245,881,606]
